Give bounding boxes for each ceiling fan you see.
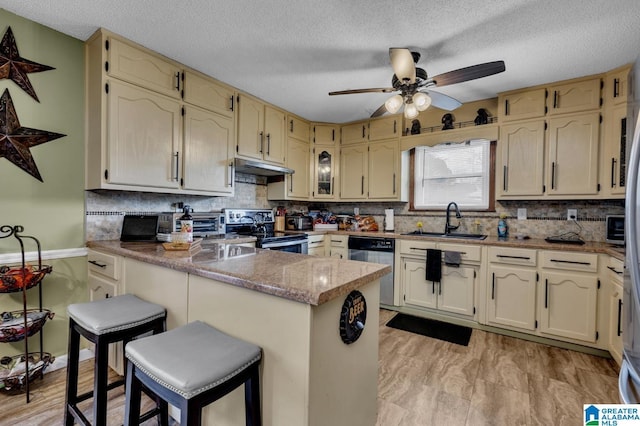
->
[329,48,505,119]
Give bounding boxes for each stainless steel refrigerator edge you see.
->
[619,113,640,403]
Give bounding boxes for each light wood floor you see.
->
[0,309,620,426]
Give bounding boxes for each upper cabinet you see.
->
[369,116,400,141]
[85,28,235,196]
[605,66,632,106]
[498,120,546,197]
[500,88,547,122]
[313,124,339,145]
[547,78,602,115]
[341,121,368,144]
[236,93,286,165]
[183,70,235,117]
[288,116,310,142]
[311,124,339,200]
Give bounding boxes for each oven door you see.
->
[260,239,309,254]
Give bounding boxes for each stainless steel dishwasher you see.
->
[348,236,395,305]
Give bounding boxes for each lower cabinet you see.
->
[608,256,624,365]
[487,265,537,331]
[307,234,326,257]
[328,235,348,259]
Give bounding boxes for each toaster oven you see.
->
[158,212,225,238]
[606,215,625,245]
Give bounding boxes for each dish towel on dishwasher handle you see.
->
[425,249,442,282]
[444,251,462,267]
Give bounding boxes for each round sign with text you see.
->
[339,290,367,344]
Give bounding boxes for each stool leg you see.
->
[64,320,81,426]
[93,336,109,426]
[181,398,202,426]
[124,362,142,426]
[245,364,261,426]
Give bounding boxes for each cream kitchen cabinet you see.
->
[312,145,338,199]
[341,121,368,145]
[605,65,632,106]
[307,234,326,257]
[546,112,600,196]
[236,93,286,164]
[183,70,235,117]
[547,78,602,116]
[340,144,368,199]
[499,88,546,122]
[369,116,400,141]
[368,139,401,199]
[288,115,310,142]
[313,124,339,145]
[602,104,628,197]
[267,116,311,200]
[182,105,234,195]
[608,256,624,365]
[538,251,599,343]
[328,235,348,259]
[497,120,546,197]
[486,247,538,332]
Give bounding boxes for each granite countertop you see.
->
[87,240,391,306]
[287,230,626,260]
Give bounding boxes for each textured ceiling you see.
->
[1,0,639,123]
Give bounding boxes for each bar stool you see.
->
[124,320,262,426]
[64,294,167,426]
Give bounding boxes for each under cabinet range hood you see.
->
[234,158,294,177]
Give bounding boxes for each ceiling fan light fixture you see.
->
[404,102,419,119]
[413,92,431,111]
[385,94,403,114]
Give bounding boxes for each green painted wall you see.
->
[0,9,88,358]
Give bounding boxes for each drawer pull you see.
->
[618,298,623,336]
[544,279,549,309]
[88,260,107,268]
[550,259,591,266]
[491,273,495,300]
[496,255,531,260]
[410,247,429,251]
[607,265,623,275]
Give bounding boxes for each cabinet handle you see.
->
[290,119,294,133]
[361,176,364,195]
[611,158,617,188]
[362,125,366,139]
[491,273,495,300]
[266,133,271,155]
[409,247,428,251]
[229,95,234,111]
[438,281,442,295]
[173,151,180,182]
[393,120,397,134]
[432,280,435,294]
[551,162,556,190]
[332,129,335,141]
[607,265,624,275]
[259,132,264,153]
[496,255,531,260]
[393,173,396,194]
[106,293,110,298]
[550,259,591,266]
[228,161,234,187]
[175,72,180,91]
[614,78,620,98]
[553,90,558,108]
[88,260,107,268]
[544,279,549,309]
[618,298,623,336]
[331,177,334,195]
[290,174,293,193]
[503,165,507,191]
[504,99,509,116]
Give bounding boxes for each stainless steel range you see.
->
[223,209,309,254]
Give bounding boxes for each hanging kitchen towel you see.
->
[444,251,462,267]
[425,249,442,282]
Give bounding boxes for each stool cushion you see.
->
[125,321,262,400]
[68,294,166,335]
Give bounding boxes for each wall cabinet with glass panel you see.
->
[311,124,339,200]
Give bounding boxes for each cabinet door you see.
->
[313,146,338,199]
[538,271,598,342]
[340,144,368,199]
[548,78,601,115]
[236,94,265,160]
[183,71,234,117]
[288,116,310,142]
[369,116,399,141]
[107,37,182,99]
[313,124,338,145]
[88,274,122,374]
[487,265,537,331]
[499,88,546,122]
[609,282,623,365]
[368,140,399,199]
[402,258,438,309]
[547,112,600,195]
[438,265,475,317]
[606,68,631,106]
[286,138,310,199]
[498,120,545,197]
[264,106,286,164]
[106,80,182,189]
[183,105,234,195]
[341,122,368,144]
[604,105,628,196]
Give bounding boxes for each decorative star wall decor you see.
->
[0,26,54,102]
[0,88,65,181]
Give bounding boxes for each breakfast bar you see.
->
[87,240,390,426]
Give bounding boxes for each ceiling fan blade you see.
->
[389,48,416,84]
[425,90,462,111]
[370,103,388,118]
[430,61,505,87]
[329,87,396,95]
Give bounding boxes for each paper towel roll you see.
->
[384,209,394,231]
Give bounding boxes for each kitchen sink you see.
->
[402,231,488,240]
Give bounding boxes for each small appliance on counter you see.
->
[384,209,394,232]
[157,211,224,240]
[285,215,313,231]
[606,214,625,245]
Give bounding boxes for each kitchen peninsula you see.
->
[87,240,390,426]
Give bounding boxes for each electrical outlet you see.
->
[354,207,359,216]
[567,209,577,221]
[517,208,527,220]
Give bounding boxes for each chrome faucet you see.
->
[444,202,462,234]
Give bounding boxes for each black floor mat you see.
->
[386,313,472,346]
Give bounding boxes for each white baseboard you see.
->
[46,348,94,373]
